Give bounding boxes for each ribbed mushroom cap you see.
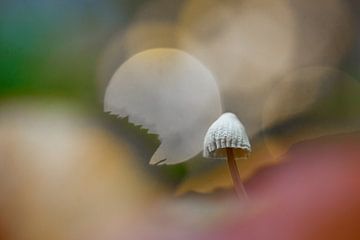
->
[203,112,251,159]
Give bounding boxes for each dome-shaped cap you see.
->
[203,112,251,159]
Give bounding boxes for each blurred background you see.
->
[0,0,360,239]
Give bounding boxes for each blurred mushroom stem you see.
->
[226,148,248,200]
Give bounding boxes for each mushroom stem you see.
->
[226,148,248,200]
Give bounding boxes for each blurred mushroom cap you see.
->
[203,112,251,159]
[104,48,222,165]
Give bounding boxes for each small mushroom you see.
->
[204,112,251,199]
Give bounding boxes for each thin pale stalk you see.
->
[226,148,248,200]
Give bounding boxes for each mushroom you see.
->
[204,112,251,199]
[104,48,222,165]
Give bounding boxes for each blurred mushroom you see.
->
[104,48,222,165]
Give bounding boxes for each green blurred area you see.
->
[0,0,138,105]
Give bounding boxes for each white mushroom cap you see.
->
[203,112,251,159]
